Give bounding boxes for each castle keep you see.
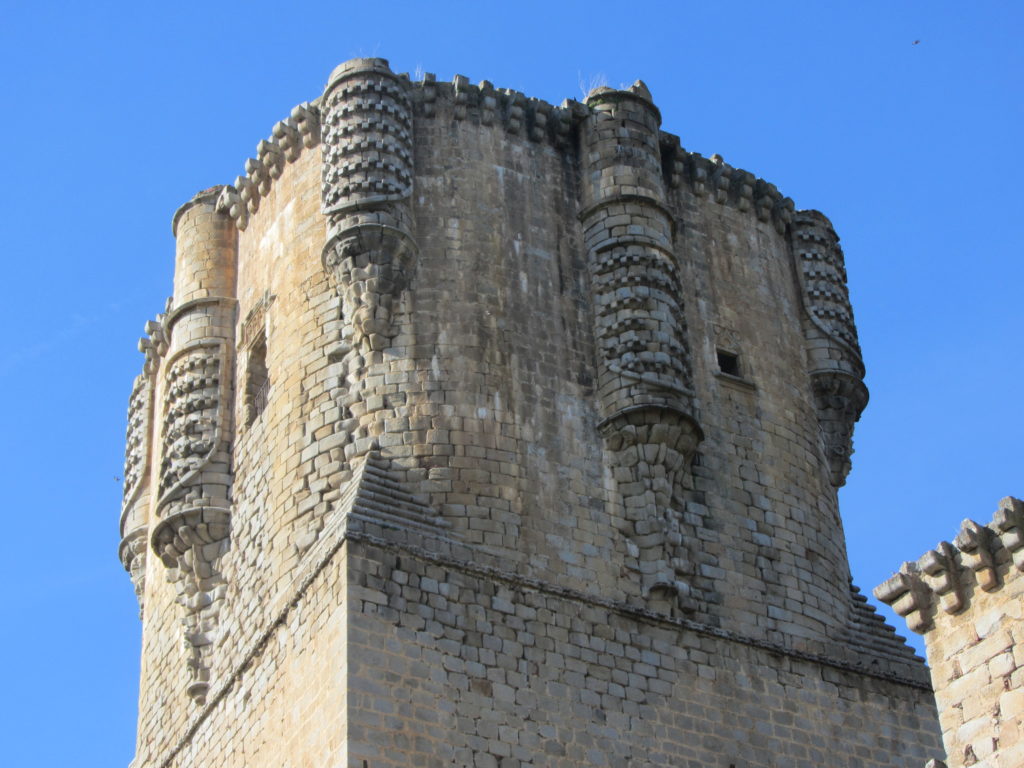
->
[120,58,944,767]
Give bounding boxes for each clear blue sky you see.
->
[0,2,1019,765]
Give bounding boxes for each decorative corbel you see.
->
[919,541,964,614]
[993,497,1024,571]
[954,519,999,591]
[874,562,933,633]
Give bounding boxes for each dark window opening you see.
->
[246,336,269,426]
[717,349,740,377]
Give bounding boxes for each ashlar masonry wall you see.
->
[341,537,942,768]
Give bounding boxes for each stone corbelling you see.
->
[151,505,230,704]
[809,369,869,487]
[874,496,1024,633]
[118,527,148,618]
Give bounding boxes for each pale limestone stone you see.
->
[878,496,1024,768]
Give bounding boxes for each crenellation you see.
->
[477,79,497,126]
[878,497,1024,767]
[710,154,732,204]
[215,101,322,232]
[953,519,999,591]
[211,70,803,246]
[877,498,1024,632]
[992,496,1024,570]
[731,166,756,212]
[921,541,968,615]
[501,88,526,135]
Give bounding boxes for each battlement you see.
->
[875,496,1024,633]
[211,61,795,237]
[876,497,1024,767]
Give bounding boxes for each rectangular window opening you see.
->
[717,349,741,377]
[246,336,269,426]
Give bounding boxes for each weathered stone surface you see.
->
[119,58,941,767]
[877,496,1024,768]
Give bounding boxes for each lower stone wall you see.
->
[138,546,350,768]
[134,528,943,768]
[345,539,943,768]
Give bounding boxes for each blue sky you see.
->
[0,2,1020,765]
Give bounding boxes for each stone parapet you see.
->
[212,68,797,237]
[876,496,1024,767]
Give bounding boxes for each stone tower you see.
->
[119,58,944,767]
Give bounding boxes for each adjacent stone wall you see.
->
[877,497,1024,768]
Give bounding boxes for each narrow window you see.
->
[717,348,740,377]
[245,334,269,426]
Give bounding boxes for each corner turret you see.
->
[579,81,703,612]
[789,210,868,486]
[152,188,238,704]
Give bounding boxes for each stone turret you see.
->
[119,316,165,618]
[152,189,237,704]
[117,59,944,768]
[321,58,417,353]
[790,210,868,487]
[579,82,702,611]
